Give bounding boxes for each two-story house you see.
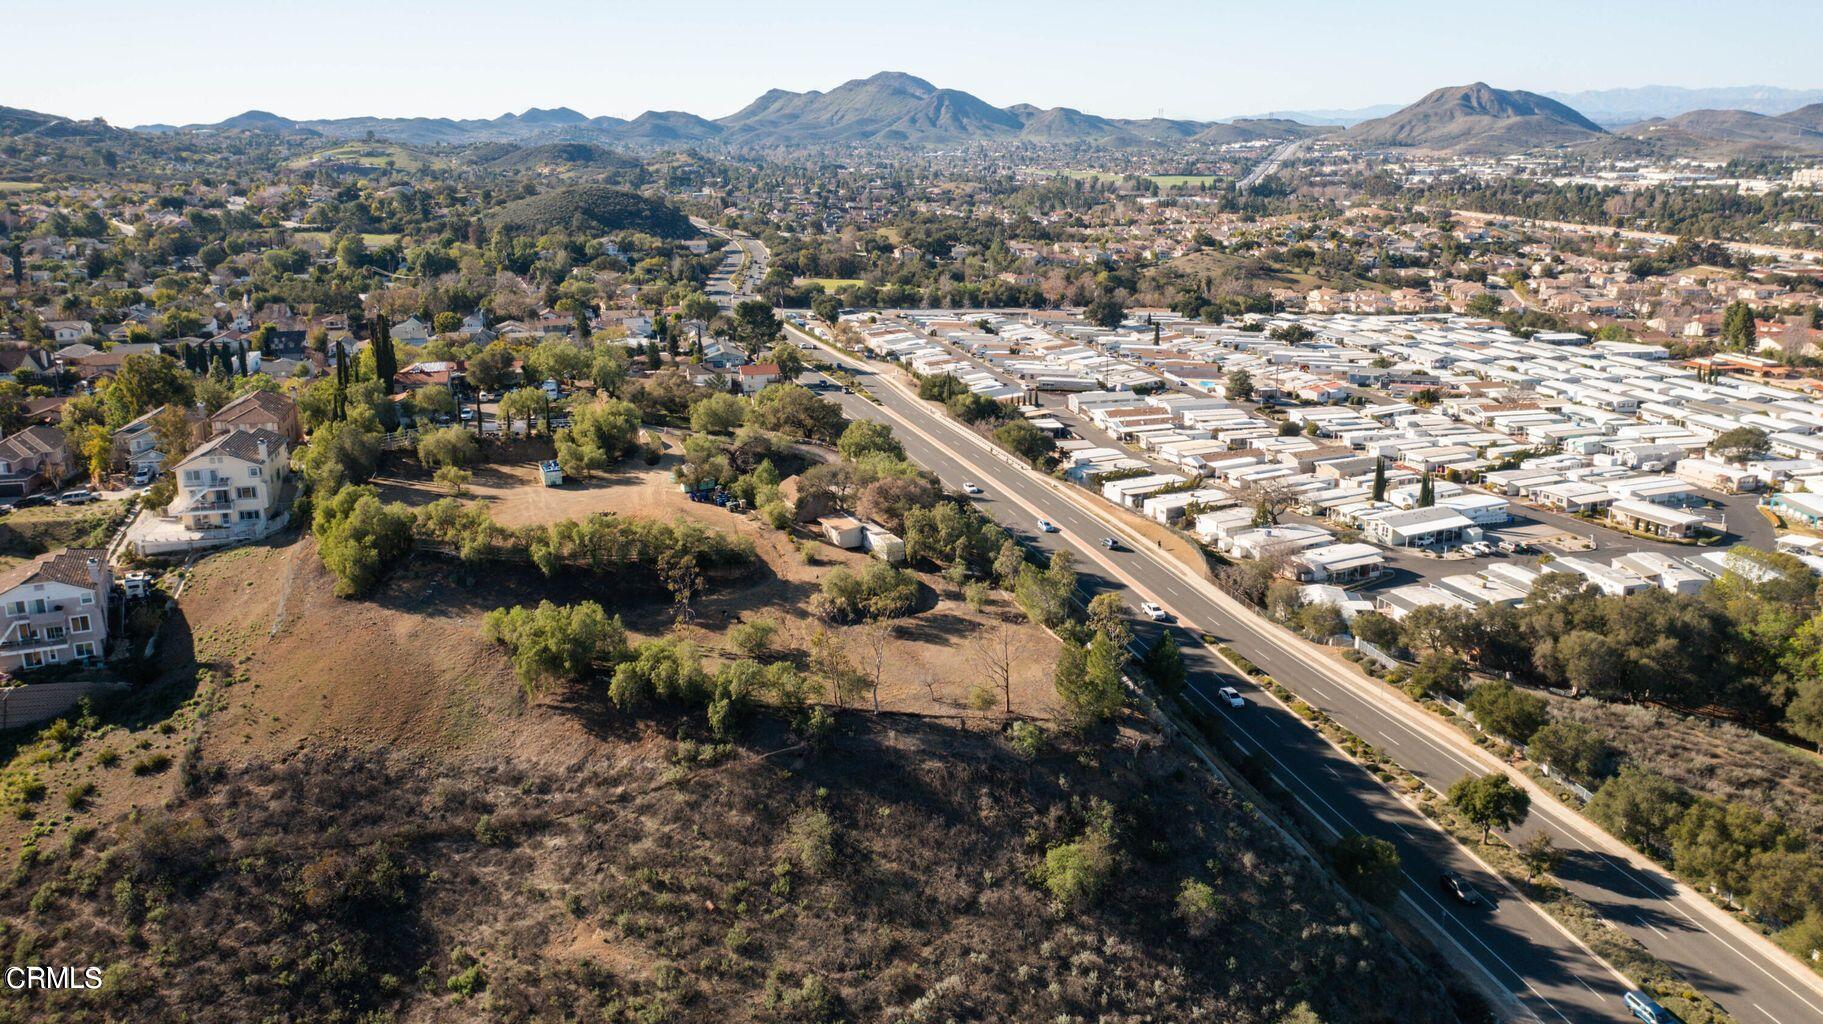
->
[0,425,74,498]
[112,405,205,480]
[0,548,110,673]
[208,390,301,444]
[168,428,290,540]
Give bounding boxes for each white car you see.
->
[1140,601,1168,621]
[962,482,982,495]
[1217,686,1246,709]
[1035,518,1058,533]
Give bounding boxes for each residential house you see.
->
[0,426,73,498]
[737,363,781,394]
[208,390,301,444]
[168,428,290,540]
[0,548,110,674]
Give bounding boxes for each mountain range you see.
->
[1252,85,1823,128]
[8,74,1823,159]
[123,73,1326,150]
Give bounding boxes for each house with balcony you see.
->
[127,428,292,554]
[0,548,110,674]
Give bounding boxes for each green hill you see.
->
[488,184,691,237]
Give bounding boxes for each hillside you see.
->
[1619,107,1823,156]
[481,142,648,175]
[1344,83,1607,153]
[487,184,692,237]
[0,104,124,141]
[0,527,1464,1023]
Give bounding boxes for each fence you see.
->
[1352,635,1401,669]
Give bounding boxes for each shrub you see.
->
[1036,830,1116,909]
[729,618,778,658]
[482,601,629,694]
[782,808,836,876]
[131,753,172,776]
[416,426,479,470]
[1008,721,1049,758]
[815,562,918,622]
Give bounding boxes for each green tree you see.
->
[1586,768,1692,853]
[1465,680,1548,743]
[732,299,781,354]
[554,397,642,478]
[1057,631,1125,729]
[1448,772,1531,844]
[993,418,1055,465]
[466,342,515,392]
[837,419,903,462]
[1784,676,1823,751]
[497,387,551,436]
[1225,369,1255,402]
[1329,833,1402,905]
[1083,293,1126,331]
[417,426,480,470]
[769,341,806,382]
[482,600,628,695]
[1525,720,1616,784]
[689,392,748,435]
[370,316,397,393]
[1142,632,1186,694]
[1710,425,1770,464]
[1371,456,1387,502]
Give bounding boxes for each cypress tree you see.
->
[1418,471,1434,508]
[1371,457,1387,502]
[371,316,396,393]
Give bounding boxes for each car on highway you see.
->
[1439,872,1483,907]
[1035,519,1058,533]
[1100,536,1121,550]
[962,482,982,495]
[1139,601,1168,621]
[1622,991,1682,1024]
[1217,686,1245,709]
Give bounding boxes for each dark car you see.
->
[13,493,52,509]
[1439,872,1483,906]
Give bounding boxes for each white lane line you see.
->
[1754,1003,1788,1024]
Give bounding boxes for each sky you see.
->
[9,0,1823,125]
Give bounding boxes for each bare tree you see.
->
[1233,477,1302,526]
[855,617,893,713]
[970,617,1018,717]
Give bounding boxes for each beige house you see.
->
[169,428,291,539]
[0,548,110,673]
[0,425,74,498]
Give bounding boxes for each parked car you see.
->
[1439,873,1483,907]
[132,467,156,486]
[58,489,96,505]
[1217,686,1245,709]
[1623,990,1681,1024]
[1035,518,1058,533]
[13,493,52,509]
[1140,601,1168,621]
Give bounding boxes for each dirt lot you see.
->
[372,447,1064,720]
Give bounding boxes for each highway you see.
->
[1240,139,1302,191]
[790,323,1823,1024]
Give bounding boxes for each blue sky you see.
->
[10,0,1822,124]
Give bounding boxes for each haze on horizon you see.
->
[11,0,1822,126]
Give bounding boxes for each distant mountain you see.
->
[1239,104,1403,127]
[486,184,691,237]
[0,105,124,141]
[1344,83,1607,153]
[1618,107,1823,157]
[102,72,1322,150]
[1781,103,1823,132]
[1543,85,1823,126]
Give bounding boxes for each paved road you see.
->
[1240,139,1302,191]
[693,218,766,310]
[795,330,1823,1024]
